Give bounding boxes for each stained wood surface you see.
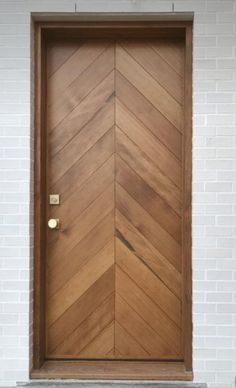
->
[45,37,185,361]
[31,360,193,380]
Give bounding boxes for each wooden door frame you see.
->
[32,18,193,380]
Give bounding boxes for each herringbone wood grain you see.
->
[46,38,184,360]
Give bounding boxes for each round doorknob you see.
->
[48,218,60,229]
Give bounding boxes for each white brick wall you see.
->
[0,1,235,387]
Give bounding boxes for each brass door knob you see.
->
[48,218,60,229]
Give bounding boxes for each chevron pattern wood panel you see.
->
[45,37,185,360]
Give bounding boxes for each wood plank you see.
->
[120,40,183,103]
[48,183,115,266]
[116,209,182,296]
[107,348,115,356]
[50,128,114,201]
[47,266,115,354]
[79,322,115,358]
[50,156,114,236]
[47,40,81,78]
[47,210,114,297]
[115,321,149,358]
[116,44,183,130]
[116,127,181,215]
[48,44,114,130]
[116,100,182,188]
[47,239,114,326]
[116,294,176,357]
[116,183,181,271]
[116,71,182,159]
[48,40,110,101]
[52,293,115,357]
[116,155,181,244]
[151,38,184,77]
[49,71,114,156]
[51,97,114,184]
[116,266,181,354]
[31,360,193,380]
[116,237,181,326]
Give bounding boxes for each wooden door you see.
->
[45,36,186,361]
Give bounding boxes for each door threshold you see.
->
[20,384,207,388]
[31,361,193,380]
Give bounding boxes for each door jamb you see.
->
[32,18,193,380]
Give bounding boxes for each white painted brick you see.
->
[217,148,236,159]
[218,216,236,226]
[207,314,233,325]
[217,259,236,270]
[194,148,216,158]
[207,137,233,147]
[194,192,217,204]
[194,303,217,313]
[206,92,234,103]
[206,337,233,348]
[205,182,232,192]
[175,0,206,12]
[195,12,217,24]
[194,349,217,360]
[207,270,233,281]
[207,1,234,12]
[206,360,233,371]
[205,159,232,170]
[206,23,234,35]
[195,80,216,92]
[217,326,236,336]
[27,0,75,12]
[206,226,232,237]
[195,372,216,383]
[196,69,234,81]
[195,36,217,47]
[194,170,217,181]
[217,237,236,248]
[217,104,236,114]
[207,115,235,126]
[217,36,236,47]
[218,282,236,292]
[207,47,233,59]
[217,13,236,23]
[217,193,236,203]
[205,204,232,215]
[217,80,236,91]
[217,59,236,69]
[195,103,216,114]
[207,292,233,303]
[217,304,236,314]
[194,281,217,292]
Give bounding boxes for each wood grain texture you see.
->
[116,44,183,130]
[31,360,193,380]
[46,40,116,358]
[36,25,192,372]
